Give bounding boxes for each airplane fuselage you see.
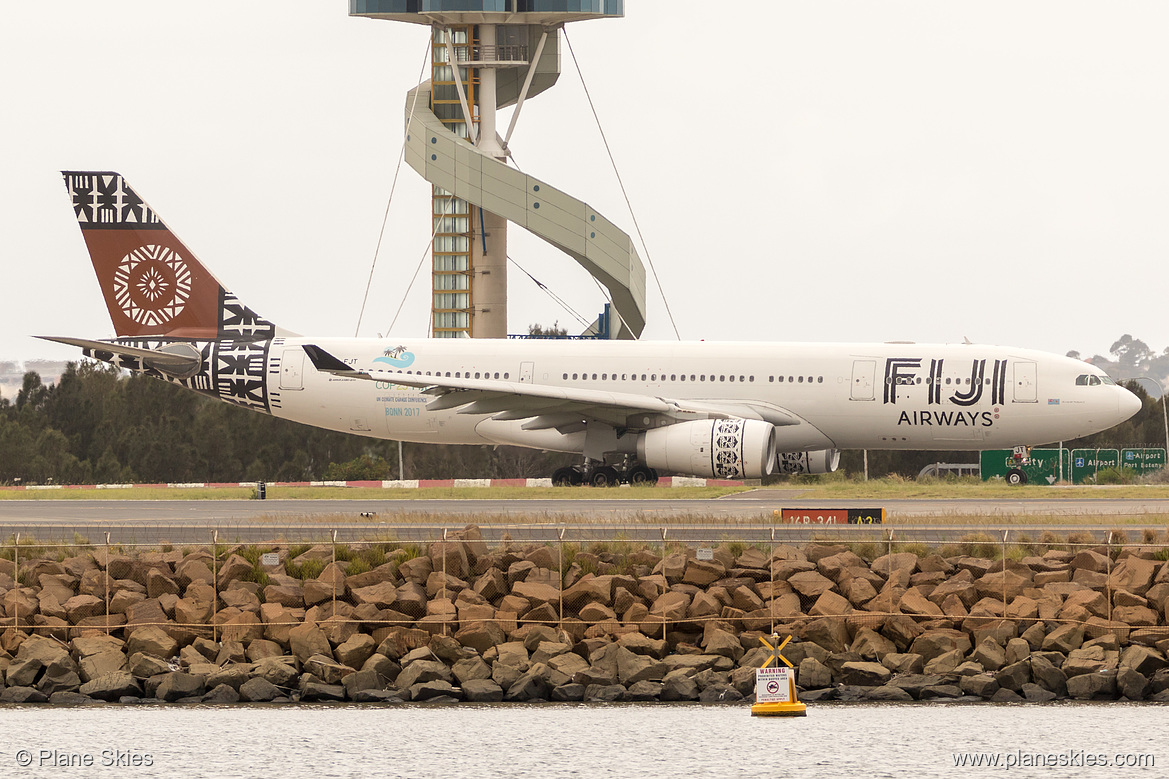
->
[126,336,1136,455]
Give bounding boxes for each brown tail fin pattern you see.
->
[62,171,275,340]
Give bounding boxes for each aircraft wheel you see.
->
[627,465,655,485]
[552,467,577,487]
[591,467,620,487]
[1006,468,1028,486]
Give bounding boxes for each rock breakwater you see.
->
[1,528,1168,704]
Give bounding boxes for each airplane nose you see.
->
[1118,386,1142,421]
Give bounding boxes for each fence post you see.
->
[769,525,776,635]
[886,528,894,577]
[557,526,566,632]
[104,531,112,636]
[211,529,219,643]
[442,527,448,636]
[1106,530,1113,626]
[12,533,19,636]
[660,527,668,642]
[331,528,339,614]
[1002,530,1009,613]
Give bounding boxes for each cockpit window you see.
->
[1075,375,1089,386]
[1089,376,1101,386]
[1101,376,1116,385]
[1076,374,1110,386]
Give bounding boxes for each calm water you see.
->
[0,702,1163,778]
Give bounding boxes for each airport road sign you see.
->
[980,448,1066,484]
[1121,448,1166,475]
[696,548,714,561]
[260,553,280,566]
[1070,449,1120,484]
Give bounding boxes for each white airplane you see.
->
[45,172,1141,486]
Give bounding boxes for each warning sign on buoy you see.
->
[750,634,807,717]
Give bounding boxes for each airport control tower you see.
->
[349,1,646,339]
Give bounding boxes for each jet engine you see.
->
[637,419,777,479]
[775,449,840,475]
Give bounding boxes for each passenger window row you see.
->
[560,373,762,383]
[396,370,511,379]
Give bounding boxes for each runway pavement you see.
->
[1,490,1167,543]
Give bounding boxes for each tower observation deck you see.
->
[349,1,646,339]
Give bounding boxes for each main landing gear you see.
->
[551,460,659,487]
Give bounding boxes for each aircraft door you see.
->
[280,349,304,390]
[1013,361,1037,403]
[851,360,876,401]
[519,361,534,383]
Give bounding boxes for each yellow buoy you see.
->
[750,634,808,717]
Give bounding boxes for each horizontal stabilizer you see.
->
[38,336,203,378]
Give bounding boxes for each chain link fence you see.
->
[3,524,1167,654]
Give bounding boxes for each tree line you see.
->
[0,361,569,486]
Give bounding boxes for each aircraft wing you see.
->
[38,336,202,376]
[303,344,800,431]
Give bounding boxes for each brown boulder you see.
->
[899,588,943,617]
[429,540,470,580]
[927,572,978,608]
[687,591,721,619]
[649,591,690,622]
[787,571,836,599]
[562,575,613,607]
[1109,558,1158,597]
[175,557,215,589]
[350,581,399,610]
[383,582,422,618]
[144,568,180,600]
[220,612,264,645]
[803,617,850,653]
[289,622,333,663]
[817,551,869,581]
[682,559,726,587]
[909,629,972,663]
[809,591,852,618]
[850,628,896,660]
[125,625,178,659]
[63,594,105,624]
[652,553,688,583]
[1042,623,1085,653]
[870,552,919,578]
[579,602,617,623]
[455,621,507,654]
[1069,550,1111,573]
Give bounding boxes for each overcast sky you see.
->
[4,1,1169,364]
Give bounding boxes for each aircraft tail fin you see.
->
[61,171,280,340]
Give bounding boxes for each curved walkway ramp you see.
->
[404,82,647,339]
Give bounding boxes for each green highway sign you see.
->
[1120,448,1167,475]
[980,449,1066,484]
[1070,449,1120,483]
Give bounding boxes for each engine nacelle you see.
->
[638,419,777,479]
[775,449,840,475]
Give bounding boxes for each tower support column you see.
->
[471,22,508,338]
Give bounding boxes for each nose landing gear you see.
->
[1006,445,1031,485]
